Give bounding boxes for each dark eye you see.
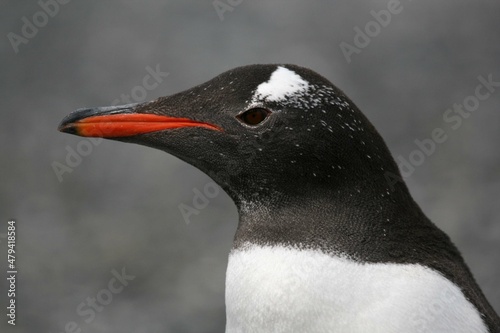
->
[237,108,271,126]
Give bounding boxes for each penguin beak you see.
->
[58,102,221,138]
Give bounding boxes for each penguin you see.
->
[58,64,500,332]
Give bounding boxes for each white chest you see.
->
[225,244,487,333]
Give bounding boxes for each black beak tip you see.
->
[58,122,77,134]
[57,103,143,134]
[58,107,96,132]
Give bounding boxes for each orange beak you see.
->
[58,104,221,138]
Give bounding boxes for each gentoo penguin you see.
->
[59,64,500,333]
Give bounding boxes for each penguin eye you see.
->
[237,108,271,126]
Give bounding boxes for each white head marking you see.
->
[252,66,309,102]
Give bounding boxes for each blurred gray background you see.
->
[1,1,499,332]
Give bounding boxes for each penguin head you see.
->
[59,64,404,206]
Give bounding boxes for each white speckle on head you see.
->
[252,66,310,102]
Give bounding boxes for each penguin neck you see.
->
[231,175,433,262]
